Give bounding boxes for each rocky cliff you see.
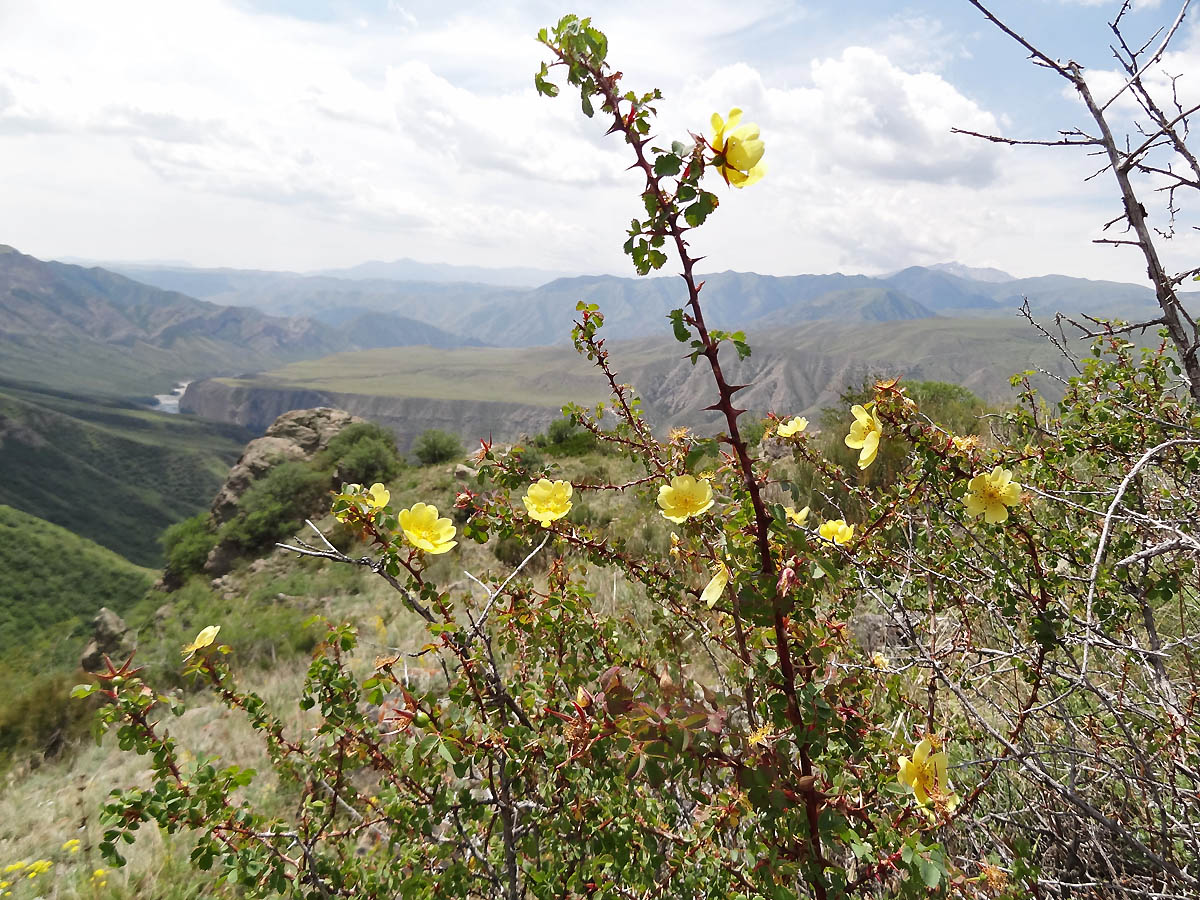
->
[181,380,565,454]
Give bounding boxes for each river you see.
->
[152,381,191,414]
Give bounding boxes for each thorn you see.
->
[702,402,723,412]
[727,383,751,394]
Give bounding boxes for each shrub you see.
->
[412,429,463,465]
[84,14,1200,900]
[161,512,217,579]
[321,422,404,484]
[218,461,330,552]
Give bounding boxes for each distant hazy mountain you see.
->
[110,258,1166,349]
[927,262,1014,283]
[0,246,479,396]
[315,257,573,287]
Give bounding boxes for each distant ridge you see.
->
[0,246,481,396]
[108,257,1165,349]
[927,262,1015,283]
[314,257,574,288]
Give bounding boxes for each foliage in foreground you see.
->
[71,10,1200,900]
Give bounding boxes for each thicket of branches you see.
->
[78,5,1199,899]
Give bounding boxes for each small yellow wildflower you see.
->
[784,505,810,527]
[962,466,1022,524]
[366,482,390,510]
[818,519,855,545]
[657,475,715,523]
[747,723,774,746]
[871,652,889,670]
[182,625,220,660]
[521,478,573,527]
[3,863,26,875]
[397,502,458,554]
[710,107,766,188]
[26,859,52,878]
[61,838,80,853]
[700,562,729,608]
[91,868,108,888]
[844,404,883,469]
[776,416,808,438]
[897,737,949,805]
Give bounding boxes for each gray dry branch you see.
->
[963,0,1200,404]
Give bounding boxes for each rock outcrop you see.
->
[209,407,363,526]
[203,407,363,575]
[80,607,136,671]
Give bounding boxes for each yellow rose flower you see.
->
[870,652,889,670]
[522,478,573,527]
[776,416,808,438]
[962,466,1022,524]
[182,625,220,659]
[785,505,810,527]
[711,107,767,188]
[657,474,715,523]
[897,737,949,805]
[700,562,729,608]
[844,404,883,470]
[367,482,390,510]
[818,519,855,545]
[397,502,458,554]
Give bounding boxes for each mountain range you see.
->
[0,245,479,396]
[106,258,1168,350]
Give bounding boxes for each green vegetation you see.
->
[161,513,219,581]
[532,416,599,456]
[222,345,607,406]
[0,507,153,671]
[318,421,405,484]
[412,428,463,465]
[0,505,154,768]
[0,379,248,566]
[218,462,331,554]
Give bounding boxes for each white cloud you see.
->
[0,0,1187,285]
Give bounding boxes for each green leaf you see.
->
[654,153,682,176]
[684,191,717,227]
[581,91,594,118]
[667,308,690,342]
[919,859,942,889]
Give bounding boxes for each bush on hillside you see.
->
[412,429,462,465]
[161,512,217,580]
[534,416,598,457]
[218,462,330,552]
[320,422,404,485]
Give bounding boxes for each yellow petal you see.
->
[700,562,729,608]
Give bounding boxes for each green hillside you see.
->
[0,505,156,769]
[0,379,249,565]
[0,505,154,670]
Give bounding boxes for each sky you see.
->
[0,0,1198,283]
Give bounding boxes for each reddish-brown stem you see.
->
[541,46,826,896]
